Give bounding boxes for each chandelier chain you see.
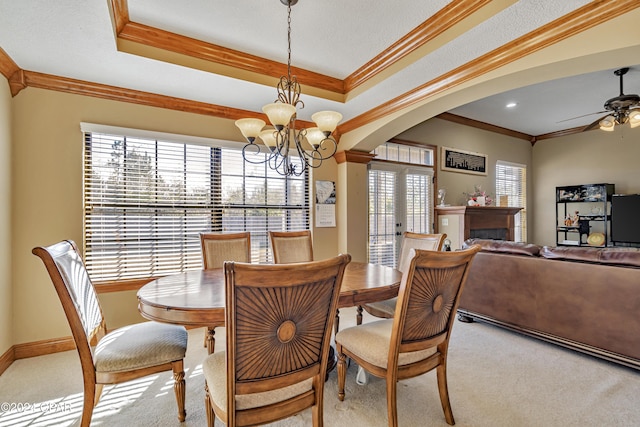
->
[287,2,292,80]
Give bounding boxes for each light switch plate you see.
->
[441,218,449,226]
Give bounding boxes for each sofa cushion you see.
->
[463,239,541,256]
[599,247,640,267]
[540,246,603,263]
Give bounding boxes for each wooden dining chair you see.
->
[203,253,351,427]
[200,232,251,269]
[32,240,188,426]
[359,232,447,324]
[200,232,252,349]
[269,230,314,264]
[336,245,480,427]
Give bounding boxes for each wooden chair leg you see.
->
[172,360,186,422]
[337,347,347,401]
[80,381,96,427]
[436,363,455,425]
[386,375,398,427]
[205,381,215,427]
[93,384,104,407]
[315,376,325,427]
[356,305,363,325]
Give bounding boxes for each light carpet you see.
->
[1,307,639,426]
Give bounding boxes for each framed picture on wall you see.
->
[441,146,487,176]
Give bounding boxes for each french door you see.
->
[368,162,434,268]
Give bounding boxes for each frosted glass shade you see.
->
[599,115,615,131]
[235,118,265,141]
[262,103,296,129]
[629,110,640,128]
[311,111,342,134]
[305,127,325,148]
[258,128,278,148]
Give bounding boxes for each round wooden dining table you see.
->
[137,261,402,354]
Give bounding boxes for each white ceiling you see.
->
[1,0,638,138]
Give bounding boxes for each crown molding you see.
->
[339,0,640,135]
[0,46,20,81]
[437,112,534,142]
[108,0,506,102]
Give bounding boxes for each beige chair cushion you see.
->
[362,297,397,317]
[336,320,436,368]
[94,322,187,373]
[203,351,314,411]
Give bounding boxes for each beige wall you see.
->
[397,118,533,239]
[532,126,640,246]
[0,81,12,355]
[11,87,343,344]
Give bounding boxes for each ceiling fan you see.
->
[581,67,640,131]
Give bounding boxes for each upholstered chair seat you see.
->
[203,352,314,411]
[335,320,436,368]
[94,322,187,373]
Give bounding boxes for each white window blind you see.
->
[83,131,309,282]
[405,169,434,234]
[496,160,527,242]
[368,168,398,267]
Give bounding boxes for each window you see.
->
[368,142,435,268]
[83,127,309,283]
[495,160,527,242]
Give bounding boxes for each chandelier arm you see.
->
[241,142,270,165]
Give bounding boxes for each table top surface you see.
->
[137,261,402,326]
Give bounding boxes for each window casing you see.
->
[495,160,527,242]
[83,129,309,283]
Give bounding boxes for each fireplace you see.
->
[435,206,522,249]
[469,228,508,240]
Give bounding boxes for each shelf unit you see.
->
[556,183,615,247]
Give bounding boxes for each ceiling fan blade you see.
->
[557,110,608,123]
[582,115,607,132]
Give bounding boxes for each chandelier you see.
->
[235,0,342,177]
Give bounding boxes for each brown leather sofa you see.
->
[459,239,640,370]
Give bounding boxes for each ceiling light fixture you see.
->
[235,0,342,176]
[597,67,640,132]
[598,109,640,131]
[506,102,517,108]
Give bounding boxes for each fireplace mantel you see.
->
[435,206,522,249]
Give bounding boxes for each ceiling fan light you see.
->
[262,103,296,130]
[311,111,342,135]
[629,110,640,128]
[235,118,266,142]
[599,115,615,131]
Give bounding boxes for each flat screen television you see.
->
[611,194,640,246]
